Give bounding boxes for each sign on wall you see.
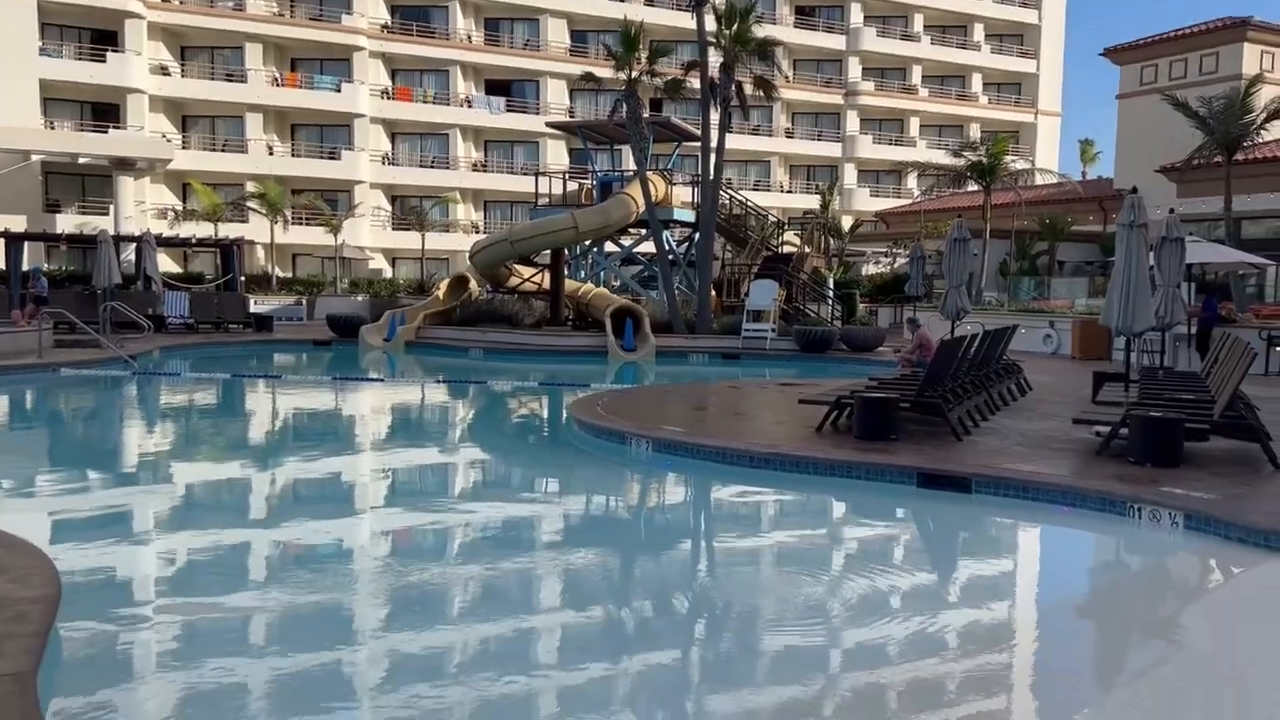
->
[247,296,307,323]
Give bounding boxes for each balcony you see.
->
[149,60,363,114]
[369,85,568,134]
[27,119,173,166]
[36,41,146,91]
[370,18,580,76]
[983,90,1034,108]
[370,154,556,193]
[921,83,980,103]
[368,209,480,253]
[849,131,1033,162]
[41,196,114,232]
[850,183,915,211]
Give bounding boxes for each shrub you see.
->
[243,272,275,294]
[845,313,878,326]
[714,314,742,336]
[278,274,329,296]
[450,294,548,328]
[795,315,833,327]
[644,303,696,335]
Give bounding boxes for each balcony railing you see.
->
[38,41,136,63]
[371,84,566,117]
[921,135,965,151]
[993,0,1038,8]
[43,197,113,216]
[722,176,777,193]
[272,71,351,92]
[790,15,845,34]
[868,24,921,42]
[864,77,919,95]
[474,156,544,176]
[865,131,916,147]
[267,140,357,160]
[369,209,483,234]
[786,125,841,142]
[789,71,843,90]
[983,91,1034,108]
[155,131,252,153]
[150,59,250,83]
[784,179,829,194]
[860,184,914,199]
[926,33,981,52]
[290,208,335,226]
[263,0,358,23]
[987,42,1037,59]
[151,203,250,223]
[922,84,979,102]
[381,152,461,170]
[158,0,249,10]
[372,19,574,57]
[41,118,137,134]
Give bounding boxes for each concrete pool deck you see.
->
[569,355,1280,539]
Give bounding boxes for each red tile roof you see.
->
[1102,16,1280,57]
[875,179,1124,218]
[1158,138,1280,171]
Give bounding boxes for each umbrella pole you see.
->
[1123,339,1132,393]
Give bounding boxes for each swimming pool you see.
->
[1,345,1274,719]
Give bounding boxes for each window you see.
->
[482,141,540,174]
[393,257,450,279]
[1198,52,1219,76]
[570,30,619,59]
[788,165,838,192]
[284,0,349,22]
[922,75,966,89]
[391,69,448,91]
[1168,57,1188,81]
[1262,50,1276,74]
[985,33,1024,46]
[652,40,699,64]
[293,189,350,226]
[721,160,772,191]
[483,201,534,228]
[179,47,246,82]
[984,82,1023,98]
[569,148,623,171]
[183,182,247,222]
[864,15,908,28]
[790,112,840,140]
[793,6,844,25]
[390,195,450,231]
[571,89,621,119]
[863,67,908,91]
[46,246,94,270]
[290,58,352,81]
[43,173,112,215]
[39,24,118,62]
[650,153,699,176]
[725,105,773,134]
[42,98,121,132]
[981,130,1021,144]
[924,25,968,37]
[482,19,540,50]
[290,124,352,160]
[482,79,540,114]
[390,133,450,168]
[793,59,842,80]
[390,5,447,26]
[920,124,964,149]
[857,170,902,194]
[1138,63,1158,86]
[860,118,905,135]
[653,98,701,119]
[181,116,246,153]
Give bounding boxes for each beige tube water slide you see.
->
[468,175,664,362]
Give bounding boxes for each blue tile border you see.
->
[573,417,1280,551]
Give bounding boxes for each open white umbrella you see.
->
[1151,213,1189,367]
[1100,189,1157,387]
[1180,236,1274,272]
[938,217,973,333]
[91,228,122,290]
[135,229,164,295]
[904,241,927,302]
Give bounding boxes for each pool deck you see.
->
[569,354,1280,537]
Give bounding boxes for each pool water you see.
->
[0,346,1273,720]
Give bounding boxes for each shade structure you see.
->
[1180,236,1274,272]
[135,229,164,294]
[1100,191,1156,339]
[904,241,928,300]
[91,228,122,290]
[938,218,973,324]
[1151,214,1188,332]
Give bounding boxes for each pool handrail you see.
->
[98,301,154,342]
[36,308,138,369]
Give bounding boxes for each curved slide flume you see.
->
[468,175,665,362]
[358,273,482,350]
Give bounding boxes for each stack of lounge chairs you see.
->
[1073,330,1278,469]
[799,325,1031,441]
[164,290,254,332]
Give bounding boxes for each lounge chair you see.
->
[1072,344,1279,469]
[1094,335,1254,410]
[188,292,222,331]
[1091,330,1231,405]
[215,292,254,330]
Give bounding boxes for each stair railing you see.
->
[36,309,138,368]
[99,301,155,343]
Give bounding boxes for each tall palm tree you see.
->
[1162,73,1280,252]
[898,135,1073,303]
[240,178,311,292]
[683,1,783,326]
[800,181,864,270]
[575,19,691,332]
[316,202,362,293]
[1078,138,1102,180]
[393,193,462,281]
[690,0,714,333]
[166,180,238,236]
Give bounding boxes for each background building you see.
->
[0,0,1063,278]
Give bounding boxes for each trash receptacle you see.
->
[251,312,275,333]
[1127,409,1185,468]
[852,392,900,441]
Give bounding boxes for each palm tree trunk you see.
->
[711,84,733,214]
[332,233,341,293]
[268,223,278,293]
[1223,161,1248,305]
[974,194,993,304]
[420,232,427,281]
[625,92,685,333]
[692,0,715,335]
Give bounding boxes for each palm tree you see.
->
[1161,73,1280,252]
[1033,214,1075,279]
[240,178,309,292]
[800,181,864,270]
[316,202,362,293]
[576,18,691,333]
[690,0,714,333]
[1078,138,1102,180]
[683,1,783,328]
[167,180,238,236]
[393,193,462,281]
[898,135,1073,303]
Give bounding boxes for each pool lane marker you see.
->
[54,367,629,390]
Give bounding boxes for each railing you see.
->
[99,301,155,343]
[267,140,356,160]
[43,196,113,216]
[860,184,915,200]
[790,15,845,34]
[381,151,462,170]
[41,118,137,134]
[987,42,1037,59]
[926,33,981,51]
[864,77,919,95]
[36,309,138,368]
[151,203,250,224]
[473,156,545,176]
[788,71,844,90]
[983,91,1035,108]
[154,131,252,153]
[993,0,1038,8]
[921,135,965,151]
[150,59,250,83]
[786,125,841,142]
[38,41,136,63]
[369,210,484,234]
[921,84,979,102]
[290,208,334,226]
[868,24,921,42]
[370,84,560,116]
[784,179,831,194]
[271,71,351,92]
[371,19,575,57]
[263,0,359,23]
[866,131,916,147]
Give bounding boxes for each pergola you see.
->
[2,230,249,311]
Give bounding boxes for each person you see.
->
[18,266,49,327]
[1195,285,1222,364]
[896,316,935,369]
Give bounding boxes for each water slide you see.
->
[358,273,482,350]
[468,175,663,362]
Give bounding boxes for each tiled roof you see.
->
[1158,138,1280,171]
[875,179,1124,218]
[1102,16,1280,57]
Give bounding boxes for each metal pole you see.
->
[36,314,44,359]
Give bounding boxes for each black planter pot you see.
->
[792,325,838,354]
[839,325,888,352]
[326,312,368,339]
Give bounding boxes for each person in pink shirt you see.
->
[896,316,935,369]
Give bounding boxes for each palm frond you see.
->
[574,70,606,90]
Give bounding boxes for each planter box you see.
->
[792,325,838,353]
[313,294,370,320]
[840,325,888,352]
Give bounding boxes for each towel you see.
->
[473,94,507,114]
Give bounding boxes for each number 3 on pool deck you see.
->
[1126,503,1183,534]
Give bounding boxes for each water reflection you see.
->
[0,351,1273,720]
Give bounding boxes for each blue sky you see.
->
[1057,1,1269,178]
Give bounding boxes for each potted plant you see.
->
[276,274,328,320]
[791,316,838,353]
[839,314,888,352]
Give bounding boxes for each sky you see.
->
[1056,0,1270,178]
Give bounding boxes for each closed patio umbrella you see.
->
[1100,189,1157,389]
[91,228,122,290]
[904,240,927,303]
[1151,212,1188,367]
[938,217,973,334]
[135,229,164,295]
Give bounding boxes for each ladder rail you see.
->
[99,301,155,342]
[36,308,139,369]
